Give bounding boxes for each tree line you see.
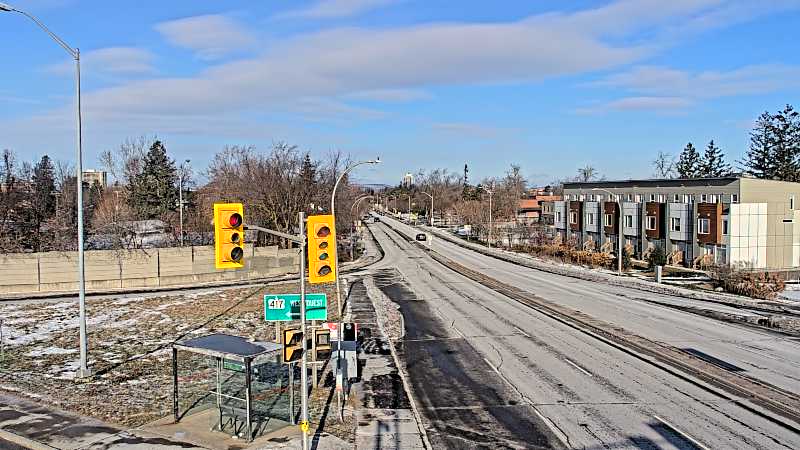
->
[653,104,800,180]
[0,137,363,253]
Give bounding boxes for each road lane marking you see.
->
[513,326,531,338]
[652,415,711,450]
[564,358,593,377]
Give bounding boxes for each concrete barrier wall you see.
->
[0,245,299,295]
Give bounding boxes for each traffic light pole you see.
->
[244,221,308,449]
[298,211,309,450]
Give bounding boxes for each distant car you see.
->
[415,233,427,241]
[373,217,381,223]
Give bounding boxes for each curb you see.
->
[0,428,58,450]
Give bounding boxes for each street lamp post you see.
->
[592,188,623,275]
[178,159,190,246]
[421,192,433,226]
[2,2,90,378]
[481,184,495,248]
[331,158,380,419]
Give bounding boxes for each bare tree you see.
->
[576,165,600,182]
[652,151,676,178]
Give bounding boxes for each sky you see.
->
[1,0,799,186]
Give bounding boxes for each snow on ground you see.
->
[0,282,340,428]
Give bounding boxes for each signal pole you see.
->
[298,211,309,450]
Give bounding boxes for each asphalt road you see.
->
[368,219,800,449]
[388,217,800,396]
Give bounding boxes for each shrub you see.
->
[710,265,785,299]
[647,245,667,269]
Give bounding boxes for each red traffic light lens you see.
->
[316,225,330,238]
[230,246,244,262]
[229,213,243,227]
[317,265,331,276]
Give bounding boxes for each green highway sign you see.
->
[265,293,328,322]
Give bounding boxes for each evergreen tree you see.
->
[127,140,178,219]
[462,163,471,200]
[742,112,775,179]
[675,142,701,178]
[699,140,730,177]
[25,155,57,251]
[771,104,800,182]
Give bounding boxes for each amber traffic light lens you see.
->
[319,252,328,260]
[231,232,241,243]
[230,246,244,261]
[316,226,330,238]
[319,241,328,249]
[317,265,331,276]
[229,213,243,227]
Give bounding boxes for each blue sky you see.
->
[1,0,799,186]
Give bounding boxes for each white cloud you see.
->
[431,122,506,139]
[576,97,693,115]
[581,63,800,113]
[48,47,155,76]
[275,0,398,20]
[344,89,431,102]
[155,14,255,60]
[6,0,798,135]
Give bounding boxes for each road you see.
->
[388,217,800,396]
[366,218,800,449]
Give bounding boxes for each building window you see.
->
[709,194,718,203]
[698,218,710,234]
[579,194,585,201]
[701,194,708,203]
[635,194,642,202]
[590,194,595,201]
[556,211,562,222]
[649,194,655,202]
[723,219,728,235]
[791,195,796,210]
[624,215,633,227]
[646,216,657,231]
[564,195,570,201]
[670,217,681,232]
[684,194,692,203]
[626,194,633,202]
[570,211,578,224]
[732,194,739,203]
[587,213,595,225]
[604,214,613,227]
[673,194,680,202]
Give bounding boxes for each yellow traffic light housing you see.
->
[283,328,304,364]
[214,203,245,269]
[307,214,336,284]
[313,328,332,360]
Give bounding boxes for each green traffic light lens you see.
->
[319,252,328,260]
[230,246,244,262]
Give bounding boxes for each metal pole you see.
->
[488,190,493,248]
[289,362,295,424]
[75,50,90,378]
[299,211,309,450]
[179,173,184,246]
[618,199,623,275]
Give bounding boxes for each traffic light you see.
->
[283,328,304,363]
[307,214,337,284]
[313,328,332,360]
[342,322,357,341]
[214,203,245,269]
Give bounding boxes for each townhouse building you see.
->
[542,176,800,270]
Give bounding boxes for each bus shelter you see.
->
[171,333,293,441]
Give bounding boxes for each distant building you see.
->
[518,187,561,224]
[401,172,414,189]
[542,176,800,270]
[82,169,107,188]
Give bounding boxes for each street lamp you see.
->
[592,188,623,276]
[480,184,495,248]
[421,192,433,226]
[178,159,191,246]
[330,158,380,419]
[2,2,90,378]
